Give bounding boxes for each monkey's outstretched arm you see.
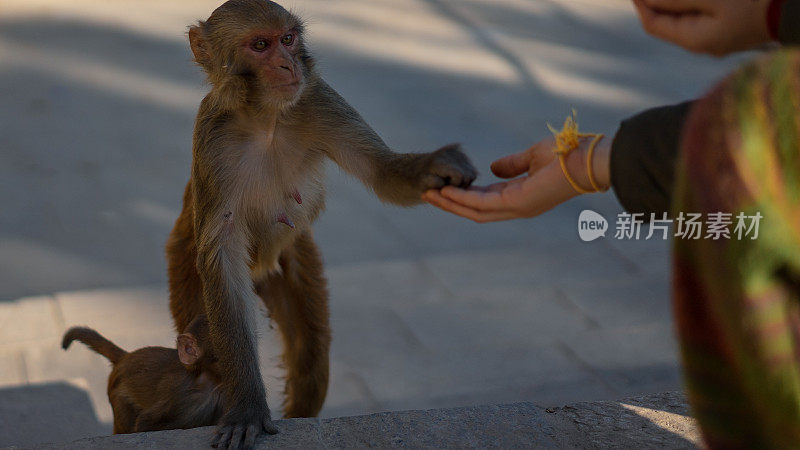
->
[308,81,477,206]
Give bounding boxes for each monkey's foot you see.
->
[211,412,278,450]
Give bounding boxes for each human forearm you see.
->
[609,102,693,218]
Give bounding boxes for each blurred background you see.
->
[0,0,746,446]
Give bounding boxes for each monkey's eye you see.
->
[251,39,268,52]
[280,34,294,46]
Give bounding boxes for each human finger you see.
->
[423,190,518,223]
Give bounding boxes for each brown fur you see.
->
[62,327,126,364]
[62,316,223,434]
[254,231,330,418]
[167,1,476,448]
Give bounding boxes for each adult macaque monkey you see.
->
[167,0,477,448]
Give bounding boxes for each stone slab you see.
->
[22,391,699,449]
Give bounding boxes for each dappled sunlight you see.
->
[0,0,719,113]
[306,0,668,107]
[0,236,137,300]
[532,59,663,108]
[0,0,219,41]
[0,37,203,113]
[512,41,667,106]
[313,20,521,84]
[127,199,180,228]
[620,402,702,445]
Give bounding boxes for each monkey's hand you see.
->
[416,144,477,191]
[212,404,278,450]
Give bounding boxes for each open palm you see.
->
[422,136,603,222]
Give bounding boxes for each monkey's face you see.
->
[190,1,313,110]
[239,26,307,105]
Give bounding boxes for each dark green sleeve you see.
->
[609,101,693,218]
[779,0,800,44]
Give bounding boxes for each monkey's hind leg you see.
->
[110,394,139,434]
[166,183,205,333]
[255,231,331,418]
[134,405,169,433]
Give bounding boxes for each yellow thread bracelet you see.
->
[547,110,607,194]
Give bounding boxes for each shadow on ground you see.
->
[0,382,111,448]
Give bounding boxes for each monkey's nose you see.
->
[280,65,293,74]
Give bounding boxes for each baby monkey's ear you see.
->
[177,333,203,365]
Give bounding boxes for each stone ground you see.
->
[22,392,701,449]
[0,0,748,446]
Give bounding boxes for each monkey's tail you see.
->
[62,327,127,364]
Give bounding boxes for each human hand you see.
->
[632,0,772,56]
[422,135,611,223]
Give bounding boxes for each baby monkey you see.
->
[62,315,223,434]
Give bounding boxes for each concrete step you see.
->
[15,391,698,449]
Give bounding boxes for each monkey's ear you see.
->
[188,22,212,69]
[177,333,202,365]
